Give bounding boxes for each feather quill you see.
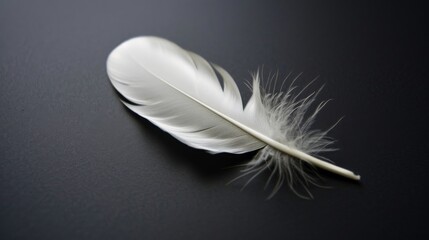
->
[107,36,360,196]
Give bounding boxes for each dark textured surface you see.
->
[1,1,427,239]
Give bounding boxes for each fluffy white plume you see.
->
[107,36,360,197]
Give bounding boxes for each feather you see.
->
[107,36,360,196]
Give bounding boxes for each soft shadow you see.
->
[111,89,362,196]
[121,103,255,181]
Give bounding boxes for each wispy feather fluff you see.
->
[107,36,360,197]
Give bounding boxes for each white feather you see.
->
[107,36,360,197]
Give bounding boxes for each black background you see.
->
[1,0,428,239]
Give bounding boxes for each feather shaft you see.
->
[196,102,360,180]
[142,62,359,180]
